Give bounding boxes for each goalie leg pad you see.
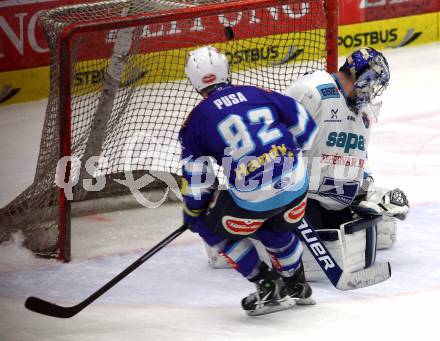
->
[364,223,377,267]
[302,229,345,281]
[302,218,379,281]
[204,242,230,269]
[377,215,397,249]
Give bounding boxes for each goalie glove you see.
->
[353,187,409,220]
[381,188,409,220]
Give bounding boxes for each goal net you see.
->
[0,0,338,261]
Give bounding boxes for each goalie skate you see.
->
[241,278,296,316]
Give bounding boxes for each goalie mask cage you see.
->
[0,0,338,261]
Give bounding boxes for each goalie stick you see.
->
[25,225,188,318]
[298,217,391,290]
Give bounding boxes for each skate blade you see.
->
[245,297,296,316]
[294,297,316,305]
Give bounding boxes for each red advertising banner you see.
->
[1,0,325,72]
[0,0,86,72]
[71,4,326,63]
[1,0,440,73]
[339,0,440,25]
[339,0,364,25]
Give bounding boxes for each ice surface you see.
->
[1,43,440,341]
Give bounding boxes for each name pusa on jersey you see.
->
[213,92,248,109]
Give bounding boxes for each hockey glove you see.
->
[380,188,409,220]
[183,205,208,233]
[353,187,409,220]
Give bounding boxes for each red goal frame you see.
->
[55,0,339,261]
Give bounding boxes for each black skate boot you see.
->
[241,263,296,316]
[283,263,316,305]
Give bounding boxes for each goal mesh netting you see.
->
[0,0,337,260]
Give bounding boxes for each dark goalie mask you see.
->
[341,47,390,119]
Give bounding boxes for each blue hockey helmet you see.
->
[341,47,390,108]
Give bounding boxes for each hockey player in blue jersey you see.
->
[179,46,317,316]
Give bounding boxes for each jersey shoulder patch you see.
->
[316,83,340,100]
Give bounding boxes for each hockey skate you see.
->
[241,278,296,316]
[283,264,316,305]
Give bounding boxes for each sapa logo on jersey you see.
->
[222,216,264,235]
[326,131,365,153]
[283,197,307,223]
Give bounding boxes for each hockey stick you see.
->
[297,218,391,290]
[25,224,188,318]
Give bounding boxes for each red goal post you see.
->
[0,0,338,262]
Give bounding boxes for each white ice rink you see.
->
[1,43,440,341]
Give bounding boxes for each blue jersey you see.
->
[179,84,317,213]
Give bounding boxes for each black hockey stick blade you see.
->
[25,224,188,318]
[25,297,82,318]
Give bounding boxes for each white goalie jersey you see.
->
[284,70,372,211]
